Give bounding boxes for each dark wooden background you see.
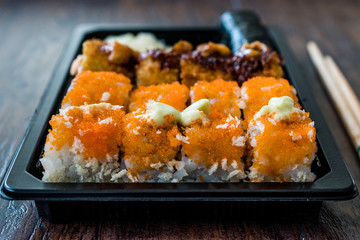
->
[1,0,360,239]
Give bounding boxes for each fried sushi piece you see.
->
[62,71,132,109]
[190,79,241,119]
[122,102,182,182]
[239,76,299,124]
[70,39,138,78]
[181,115,246,182]
[247,96,317,182]
[40,103,126,182]
[180,42,234,87]
[136,40,193,86]
[129,82,189,112]
[233,41,283,86]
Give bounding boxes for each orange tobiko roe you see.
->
[46,103,125,161]
[129,82,189,112]
[240,77,299,124]
[61,71,132,108]
[122,112,181,175]
[249,112,317,181]
[182,116,246,168]
[190,79,241,120]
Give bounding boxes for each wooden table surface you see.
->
[1,0,360,239]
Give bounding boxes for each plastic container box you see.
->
[1,11,357,222]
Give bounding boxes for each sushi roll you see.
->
[190,78,241,119]
[70,39,138,79]
[247,96,317,182]
[233,41,283,86]
[62,71,132,109]
[40,103,126,182]
[122,99,215,182]
[180,42,234,87]
[136,40,193,86]
[238,76,299,124]
[181,114,247,182]
[129,82,189,112]
[122,101,182,182]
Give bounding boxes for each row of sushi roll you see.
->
[70,33,283,87]
[41,33,317,183]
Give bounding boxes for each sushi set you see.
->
[1,11,357,221]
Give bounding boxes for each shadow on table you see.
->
[36,201,321,223]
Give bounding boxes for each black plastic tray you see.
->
[1,12,357,221]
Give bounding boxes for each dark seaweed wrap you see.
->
[220,10,274,52]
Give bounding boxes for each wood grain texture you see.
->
[0,0,360,239]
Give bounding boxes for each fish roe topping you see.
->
[122,110,181,175]
[129,82,189,112]
[182,115,246,168]
[239,76,299,124]
[248,107,317,182]
[62,71,132,108]
[46,103,125,161]
[190,79,241,120]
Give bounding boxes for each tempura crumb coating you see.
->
[247,107,317,182]
[136,41,193,86]
[190,79,241,119]
[129,82,189,112]
[80,39,138,79]
[233,41,283,86]
[180,42,234,87]
[182,115,246,180]
[62,71,132,108]
[239,77,299,123]
[122,111,181,180]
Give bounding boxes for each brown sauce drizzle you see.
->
[139,50,181,69]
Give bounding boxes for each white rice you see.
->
[248,160,316,182]
[41,132,126,183]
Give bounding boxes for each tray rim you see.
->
[1,24,357,202]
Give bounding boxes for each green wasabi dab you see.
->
[255,96,300,121]
[146,99,211,127]
[180,99,211,127]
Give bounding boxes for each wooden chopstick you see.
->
[324,56,360,128]
[306,41,360,157]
